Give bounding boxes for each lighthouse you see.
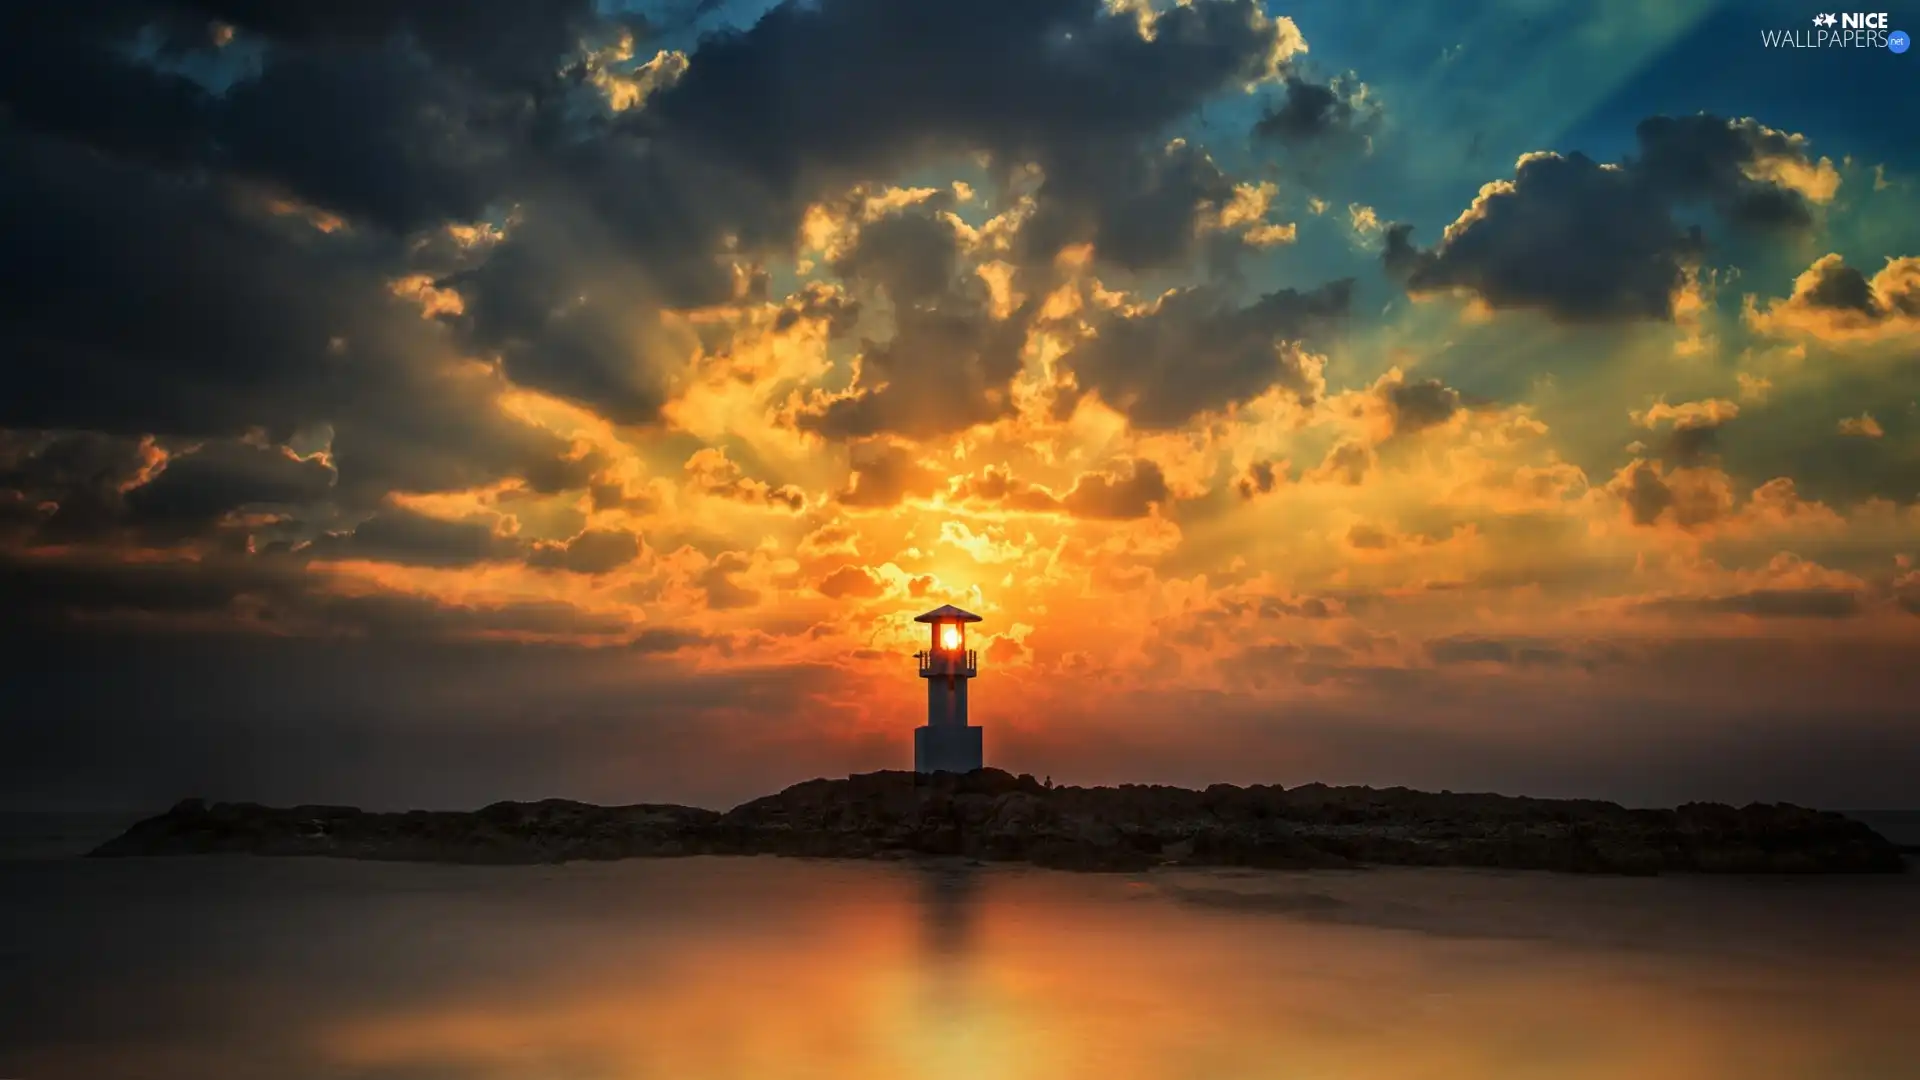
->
[912,604,984,774]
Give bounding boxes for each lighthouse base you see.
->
[913,724,984,775]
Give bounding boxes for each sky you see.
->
[2,0,1917,812]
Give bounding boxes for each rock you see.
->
[88,768,1908,876]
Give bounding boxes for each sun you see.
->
[940,624,963,651]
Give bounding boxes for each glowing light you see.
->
[940,624,963,651]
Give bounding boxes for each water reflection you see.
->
[1,854,1916,1079]
[916,860,980,962]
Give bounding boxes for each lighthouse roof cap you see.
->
[914,604,983,623]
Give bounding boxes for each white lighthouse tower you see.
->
[912,604,984,774]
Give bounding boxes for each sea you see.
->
[1,811,1916,1080]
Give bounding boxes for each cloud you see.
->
[1345,523,1396,551]
[1383,114,1836,322]
[1605,460,1735,530]
[835,440,943,509]
[311,507,524,567]
[827,191,968,307]
[123,441,337,533]
[816,564,885,600]
[1383,154,1702,322]
[528,528,642,575]
[1636,588,1863,620]
[1252,73,1379,156]
[949,467,1068,514]
[949,459,1174,519]
[1060,279,1351,428]
[1307,440,1374,486]
[3,1,1918,814]
[1744,253,1920,344]
[1379,374,1462,437]
[0,547,637,644]
[1060,459,1171,520]
[1838,413,1885,439]
[640,0,1302,270]
[800,291,1028,442]
[698,551,760,611]
[0,431,167,544]
[1630,114,1839,225]
[1234,459,1288,500]
[1632,398,1740,466]
[684,449,807,511]
[1425,635,1574,668]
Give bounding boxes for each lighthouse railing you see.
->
[917,649,978,677]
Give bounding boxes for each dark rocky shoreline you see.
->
[90,768,1908,875]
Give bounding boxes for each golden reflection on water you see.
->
[301,860,1917,1080]
[4,856,1916,1079]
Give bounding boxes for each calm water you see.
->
[1,816,1916,1080]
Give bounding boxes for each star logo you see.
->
[1812,12,1837,26]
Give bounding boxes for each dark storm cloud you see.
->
[0,135,365,438]
[1381,113,1832,322]
[216,44,521,234]
[0,432,339,547]
[1605,460,1736,532]
[0,431,160,544]
[699,551,760,610]
[0,0,1313,699]
[1381,377,1461,436]
[123,441,337,533]
[1382,155,1703,322]
[0,552,296,622]
[1629,115,1824,230]
[1799,258,1882,313]
[2,0,1301,465]
[1663,421,1723,467]
[1615,462,1675,527]
[441,236,689,427]
[0,0,667,446]
[0,7,217,169]
[0,1,597,232]
[828,194,965,307]
[1060,279,1352,428]
[636,0,1292,211]
[950,460,1175,520]
[801,198,1026,440]
[443,0,1301,421]
[803,302,1028,441]
[171,0,633,91]
[1235,458,1286,500]
[308,507,525,567]
[528,527,643,575]
[0,550,633,644]
[1253,73,1378,153]
[836,441,943,508]
[949,468,1064,514]
[1060,460,1171,520]
[1310,440,1374,485]
[311,592,635,639]
[1775,253,1920,323]
[1016,136,1238,272]
[0,133,581,509]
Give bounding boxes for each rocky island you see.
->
[91,768,1908,875]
